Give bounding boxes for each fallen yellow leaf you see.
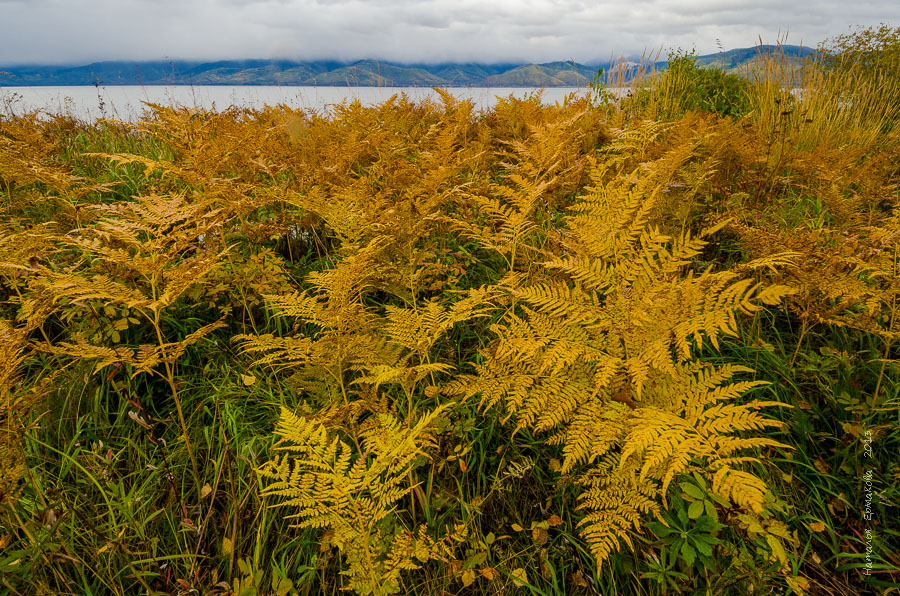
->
[510,567,528,585]
[460,568,476,587]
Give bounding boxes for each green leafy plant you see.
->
[645,490,725,571]
[627,48,752,120]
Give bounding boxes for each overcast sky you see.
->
[1,0,898,66]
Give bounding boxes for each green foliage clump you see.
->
[664,49,752,118]
[625,48,751,120]
[818,23,900,131]
[820,22,900,77]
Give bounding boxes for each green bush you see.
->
[820,22,900,76]
[665,49,751,118]
[623,48,752,120]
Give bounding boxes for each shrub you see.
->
[625,48,751,120]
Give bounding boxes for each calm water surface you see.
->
[0,85,596,121]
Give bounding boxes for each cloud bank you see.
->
[2,0,898,65]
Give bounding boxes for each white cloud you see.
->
[1,0,898,65]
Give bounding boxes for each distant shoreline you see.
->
[0,46,813,88]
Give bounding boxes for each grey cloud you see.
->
[215,0,299,6]
[406,13,453,29]
[1,0,899,65]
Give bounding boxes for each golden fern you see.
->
[486,94,608,201]
[729,215,900,377]
[437,148,795,570]
[575,456,662,564]
[272,94,487,304]
[381,287,492,361]
[237,240,393,410]
[19,192,231,482]
[259,406,453,595]
[0,115,113,229]
[442,104,607,273]
[44,320,226,376]
[23,192,229,353]
[24,192,230,321]
[617,363,790,499]
[444,157,557,273]
[239,237,490,420]
[0,114,86,196]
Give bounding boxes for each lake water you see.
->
[0,85,597,121]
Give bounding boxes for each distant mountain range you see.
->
[0,46,814,87]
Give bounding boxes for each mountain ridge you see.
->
[0,46,813,87]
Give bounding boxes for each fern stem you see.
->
[408,469,417,523]
[225,253,259,334]
[789,319,810,369]
[335,364,350,406]
[151,310,201,488]
[328,364,363,452]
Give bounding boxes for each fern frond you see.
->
[260,405,447,594]
[235,334,314,368]
[354,362,454,393]
[263,291,321,323]
[543,255,615,292]
[35,271,153,310]
[558,398,629,472]
[1,320,47,506]
[514,281,599,322]
[43,334,137,373]
[85,152,195,182]
[711,466,770,514]
[576,459,661,568]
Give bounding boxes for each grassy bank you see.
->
[2,32,899,596]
